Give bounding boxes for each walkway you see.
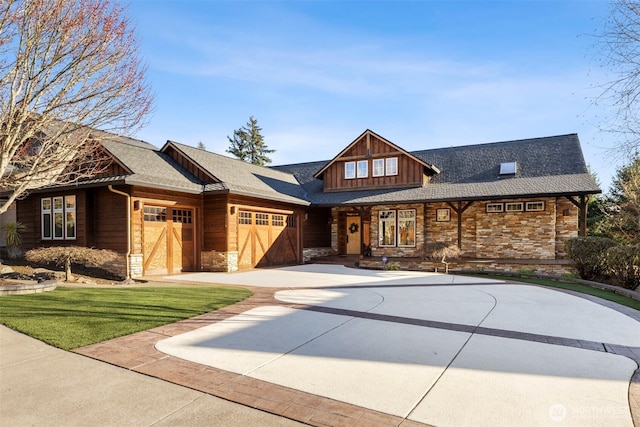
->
[74,265,640,426]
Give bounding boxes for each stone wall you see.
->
[328,197,579,261]
[370,203,425,258]
[303,247,337,262]
[201,250,239,272]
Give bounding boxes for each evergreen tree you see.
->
[197,141,206,150]
[226,116,274,165]
[601,157,640,243]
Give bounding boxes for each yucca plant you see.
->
[2,221,25,259]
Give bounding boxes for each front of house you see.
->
[14,129,600,278]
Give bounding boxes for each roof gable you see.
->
[313,129,439,179]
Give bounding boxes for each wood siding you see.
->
[163,145,216,183]
[303,207,332,248]
[322,134,425,192]
[202,193,229,251]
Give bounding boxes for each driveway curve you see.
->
[157,265,640,426]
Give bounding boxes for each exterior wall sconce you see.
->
[563,209,571,216]
[230,206,236,215]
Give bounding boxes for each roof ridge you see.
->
[412,133,578,154]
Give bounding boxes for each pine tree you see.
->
[601,157,640,244]
[226,116,275,165]
[197,141,206,150]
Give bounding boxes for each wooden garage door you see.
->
[237,210,299,268]
[143,206,195,275]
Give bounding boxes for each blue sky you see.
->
[128,0,619,190]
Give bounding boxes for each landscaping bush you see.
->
[424,242,462,273]
[566,237,617,280]
[606,246,640,290]
[25,246,118,282]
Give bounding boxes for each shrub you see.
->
[25,246,118,282]
[606,246,640,290]
[384,261,400,271]
[566,237,617,280]
[424,242,462,273]
[1,221,25,259]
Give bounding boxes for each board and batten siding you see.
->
[322,134,425,192]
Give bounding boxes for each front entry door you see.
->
[346,216,361,254]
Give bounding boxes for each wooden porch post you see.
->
[565,195,589,237]
[446,201,474,249]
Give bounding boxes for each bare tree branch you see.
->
[0,0,153,214]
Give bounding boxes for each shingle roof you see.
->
[163,141,310,206]
[99,135,203,193]
[272,134,600,205]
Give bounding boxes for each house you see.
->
[14,129,600,278]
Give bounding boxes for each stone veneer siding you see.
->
[201,251,239,272]
[331,197,579,261]
[303,247,337,262]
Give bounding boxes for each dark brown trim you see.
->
[446,201,474,249]
[565,195,589,237]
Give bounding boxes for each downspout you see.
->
[108,185,131,279]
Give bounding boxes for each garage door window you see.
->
[256,213,269,226]
[239,211,252,224]
[144,206,167,222]
[172,209,192,223]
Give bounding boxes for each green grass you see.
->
[474,274,640,310]
[0,286,251,350]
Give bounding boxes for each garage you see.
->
[143,205,196,275]
[237,210,300,268]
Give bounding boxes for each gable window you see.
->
[385,157,398,176]
[372,159,384,177]
[379,210,396,247]
[398,209,416,247]
[41,196,76,240]
[357,160,368,178]
[345,161,356,179]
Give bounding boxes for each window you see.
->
[486,203,504,213]
[172,209,192,224]
[500,162,517,175]
[385,157,398,176]
[505,202,523,212]
[256,213,269,225]
[372,159,384,177]
[345,161,356,179]
[65,196,76,239]
[41,199,52,239]
[239,211,252,224]
[379,210,396,247]
[272,214,284,227]
[41,196,76,240]
[526,201,545,212]
[144,206,167,222]
[398,209,416,247]
[53,196,64,239]
[287,215,296,228]
[357,160,368,178]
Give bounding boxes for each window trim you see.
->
[385,157,398,176]
[486,203,504,213]
[378,210,396,247]
[372,158,384,177]
[525,201,545,212]
[344,161,356,179]
[505,202,523,212]
[41,195,76,241]
[356,160,368,178]
[397,209,416,247]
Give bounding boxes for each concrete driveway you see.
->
[158,265,640,426]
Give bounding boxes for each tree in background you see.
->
[226,116,274,166]
[197,141,206,150]
[596,0,640,157]
[602,157,640,244]
[0,0,153,215]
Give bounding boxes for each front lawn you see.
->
[474,274,640,310]
[0,286,251,350]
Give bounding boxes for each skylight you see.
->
[500,161,517,175]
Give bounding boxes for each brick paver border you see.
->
[74,281,640,427]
